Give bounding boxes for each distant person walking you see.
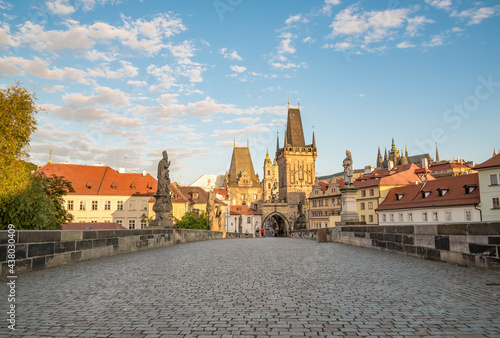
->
[261,228,264,237]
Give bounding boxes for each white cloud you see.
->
[219,48,243,61]
[285,14,309,26]
[302,36,315,43]
[127,80,147,87]
[270,61,304,70]
[452,6,500,25]
[323,0,341,15]
[40,84,65,93]
[88,61,138,79]
[397,41,416,48]
[46,0,76,15]
[359,93,365,97]
[406,16,434,36]
[4,56,92,84]
[156,93,179,105]
[423,34,444,48]
[223,117,260,125]
[277,32,296,55]
[425,0,452,11]
[230,65,247,73]
[0,58,23,77]
[213,125,271,139]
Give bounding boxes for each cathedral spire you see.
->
[405,144,408,157]
[284,123,288,146]
[276,130,280,154]
[435,142,441,162]
[390,137,397,153]
[384,147,388,161]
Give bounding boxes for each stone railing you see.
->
[0,228,226,275]
[292,223,500,271]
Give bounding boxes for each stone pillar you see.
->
[336,187,366,226]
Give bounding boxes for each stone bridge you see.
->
[1,237,499,337]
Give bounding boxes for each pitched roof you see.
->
[475,153,500,170]
[354,163,434,189]
[175,186,226,206]
[227,146,260,187]
[40,163,157,196]
[285,108,305,147]
[377,173,479,211]
[230,205,262,215]
[214,188,229,200]
[62,222,127,230]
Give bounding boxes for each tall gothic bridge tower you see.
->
[259,103,317,236]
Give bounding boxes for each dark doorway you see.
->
[264,213,288,237]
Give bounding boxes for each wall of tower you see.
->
[277,146,316,202]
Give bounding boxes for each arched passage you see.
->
[262,212,290,237]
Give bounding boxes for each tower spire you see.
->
[247,138,249,148]
[284,124,288,146]
[494,148,498,156]
[276,130,280,154]
[312,125,316,148]
[435,142,440,162]
[287,98,289,109]
[405,144,408,157]
[47,147,53,164]
[384,147,388,161]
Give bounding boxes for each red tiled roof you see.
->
[63,222,127,230]
[318,181,329,191]
[40,164,157,196]
[214,188,229,200]
[230,205,262,215]
[353,163,434,188]
[475,153,500,169]
[429,163,471,171]
[377,173,479,211]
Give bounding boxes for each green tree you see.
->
[0,83,39,200]
[0,83,73,229]
[174,211,209,230]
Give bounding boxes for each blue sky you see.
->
[1,0,499,184]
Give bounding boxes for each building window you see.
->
[253,194,257,200]
[337,198,341,205]
[104,201,111,210]
[67,200,74,210]
[382,214,386,222]
[493,198,500,209]
[241,194,245,200]
[465,210,472,221]
[141,220,147,229]
[445,210,452,221]
[399,213,403,222]
[361,215,366,222]
[422,212,428,222]
[432,211,438,222]
[141,201,148,211]
[369,215,373,223]
[268,183,271,189]
[128,220,135,229]
[368,202,373,210]
[79,201,86,211]
[360,203,365,210]
[390,213,394,222]
[117,201,124,210]
[361,190,366,197]
[129,200,136,211]
[116,220,123,226]
[490,174,498,186]
[247,217,251,223]
[408,213,413,222]
[369,189,374,196]
[92,201,98,210]
[267,170,270,176]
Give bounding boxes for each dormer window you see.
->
[464,184,477,195]
[86,182,92,189]
[421,191,431,198]
[147,182,153,189]
[395,193,404,201]
[437,188,449,197]
[130,182,136,190]
[111,182,117,189]
[193,192,199,199]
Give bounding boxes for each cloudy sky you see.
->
[1,0,499,184]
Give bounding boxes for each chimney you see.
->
[118,167,125,174]
[388,160,394,171]
[364,165,374,174]
[422,158,429,169]
[142,170,147,177]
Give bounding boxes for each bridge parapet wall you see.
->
[0,228,226,275]
[293,223,500,271]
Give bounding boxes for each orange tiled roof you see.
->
[353,163,434,188]
[214,188,229,200]
[475,153,500,169]
[230,205,262,215]
[377,173,479,211]
[40,163,157,196]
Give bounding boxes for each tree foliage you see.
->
[174,211,209,230]
[0,83,73,229]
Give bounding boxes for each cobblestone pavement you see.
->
[1,238,500,337]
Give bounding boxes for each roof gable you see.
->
[475,153,500,170]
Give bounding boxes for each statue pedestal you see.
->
[339,186,360,223]
[149,193,174,228]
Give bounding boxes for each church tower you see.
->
[263,149,273,202]
[276,104,317,202]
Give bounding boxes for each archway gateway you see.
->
[263,212,289,237]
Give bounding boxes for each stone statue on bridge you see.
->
[150,150,174,228]
[343,150,353,187]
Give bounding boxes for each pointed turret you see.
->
[276,130,280,154]
[312,125,316,148]
[284,124,288,146]
[494,148,498,156]
[377,147,383,168]
[390,137,397,153]
[435,142,441,162]
[384,148,388,161]
[405,144,409,157]
[264,149,271,165]
[47,147,53,164]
